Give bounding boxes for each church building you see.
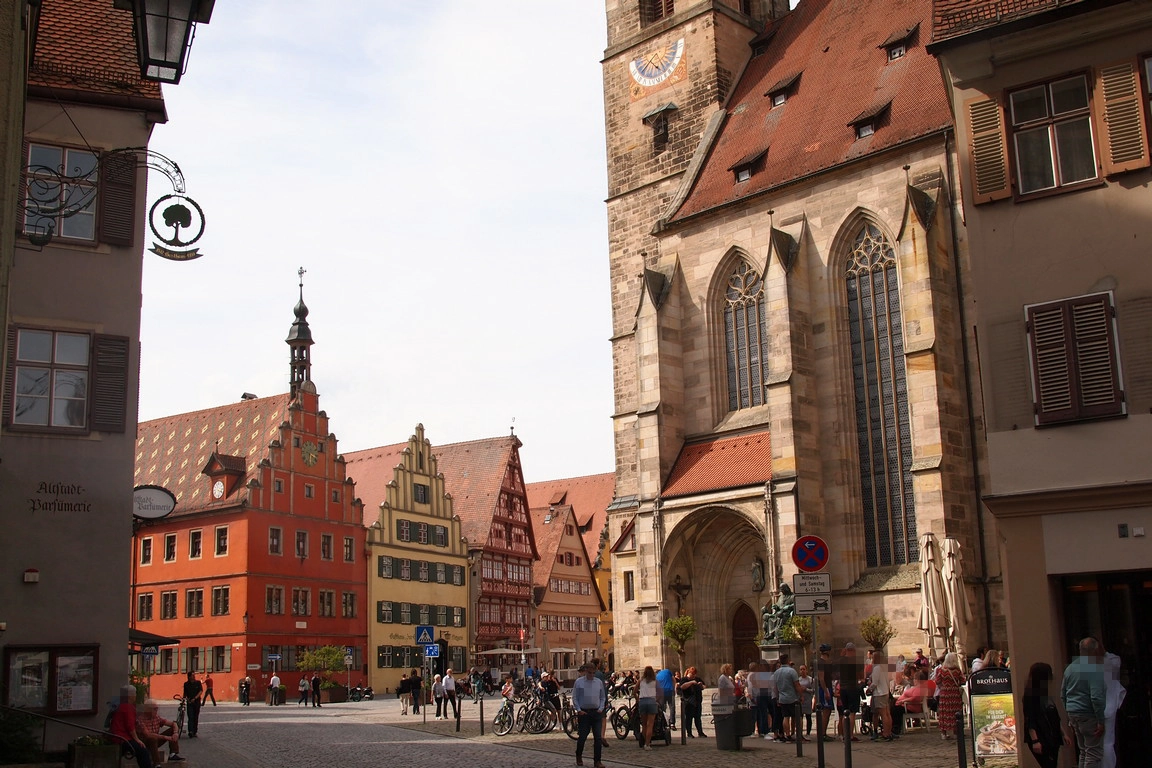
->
[601,0,997,672]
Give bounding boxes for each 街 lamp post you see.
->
[115,0,216,85]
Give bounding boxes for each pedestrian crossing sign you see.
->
[415,625,435,645]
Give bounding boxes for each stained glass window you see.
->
[724,261,768,411]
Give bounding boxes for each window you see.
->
[846,223,917,568]
[215,527,228,556]
[23,143,99,241]
[1010,74,1097,194]
[643,107,672,152]
[452,607,464,628]
[266,585,284,615]
[1026,292,1124,426]
[451,565,464,586]
[856,122,876,139]
[433,525,447,547]
[6,328,129,434]
[318,590,335,618]
[418,561,430,582]
[435,605,448,626]
[418,522,429,544]
[304,484,314,499]
[399,559,412,580]
[418,604,431,624]
[211,646,227,673]
[186,588,204,618]
[189,530,202,559]
[140,538,152,565]
[888,43,906,61]
[641,0,674,26]
[435,562,446,584]
[137,593,153,621]
[164,534,176,562]
[269,527,282,555]
[321,534,333,560]
[160,591,177,620]
[343,536,355,562]
[623,571,635,602]
[296,531,308,559]
[292,588,310,616]
[2,645,99,715]
[723,261,768,411]
[211,586,230,616]
[399,602,412,624]
[342,592,356,619]
[377,601,394,623]
[398,520,411,542]
[377,645,393,668]
[331,489,339,502]
[413,483,429,503]
[274,478,283,493]
[378,555,393,578]
[565,552,574,566]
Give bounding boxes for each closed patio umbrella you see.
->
[917,531,949,657]
[941,536,974,654]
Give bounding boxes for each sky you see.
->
[141,2,614,484]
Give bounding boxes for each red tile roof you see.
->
[661,430,772,498]
[346,435,531,555]
[29,0,163,102]
[135,395,290,515]
[669,0,950,223]
[529,504,573,589]
[931,0,1090,44]
[525,473,615,567]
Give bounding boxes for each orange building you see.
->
[131,289,367,701]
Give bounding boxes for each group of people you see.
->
[295,672,325,707]
[430,668,462,719]
[108,671,206,767]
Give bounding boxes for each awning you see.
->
[129,628,181,647]
[477,647,519,655]
[549,647,576,654]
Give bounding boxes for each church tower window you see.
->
[641,0,674,26]
[723,261,768,411]
[845,223,917,567]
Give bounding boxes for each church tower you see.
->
[286,267,314,398]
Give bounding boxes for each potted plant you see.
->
[663,615,698,672]
[67,735,120,768]
[781,615,813,663]
[298,646,350,703]
[859,614,897,651]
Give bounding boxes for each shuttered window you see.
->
[1026,292,1125,426]
[1092,60,1150,175]
[21,143,137,245]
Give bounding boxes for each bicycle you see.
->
[614,697,671,746]
[559,691,579,740]
[171,695,187,737]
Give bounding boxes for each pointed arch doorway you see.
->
[732,603,760,669]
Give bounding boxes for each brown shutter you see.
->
[966,97,1012,204]
[1028,293,1124,426]
[3,326,17,426]
[98,152,137,246]
[90,334,130,432]
[1093,60,1150,175]
[17,140,29,235]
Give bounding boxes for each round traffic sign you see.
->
[792,535,830,573]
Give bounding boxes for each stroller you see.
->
[858,698,875,736]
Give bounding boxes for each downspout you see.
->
[943,130,994,649]
[653,495,666,668]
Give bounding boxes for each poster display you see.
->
[3,646,98,715]
[55,652,96,712]
[969,668,1017,757]
[7,650,49,709]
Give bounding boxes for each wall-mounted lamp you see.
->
[115,0,216,84]
[23,568,40,584]
[242,611,249,628]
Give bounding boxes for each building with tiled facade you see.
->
[525,473,615,668]
[341,425,470,693]
[131,294,368,702]
[347,433,538,674]
[0,0,206,743]
[601,0,996,673]
[929,0,1152,760]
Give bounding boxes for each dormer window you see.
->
[642,103,677,153]
[879,23,918,62]
[764,72,800,109]
[848,101,891,140]
[749,28,776,58]
[729,148,768,183]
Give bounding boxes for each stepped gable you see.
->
[134,394,290,514]
[526,473,615,567]
[343,442,407,527]
[29,0,162,101]
[670,0,950,222]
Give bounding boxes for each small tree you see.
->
[664,615,698,672]
[298,645,346,686]
[859,615,897,650]
[782,616,813,663]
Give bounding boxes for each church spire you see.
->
[286,266,313,399]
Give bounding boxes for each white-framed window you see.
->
[266,585,284,615]
[269,527,282,555]
[400,558,412,580]
[211,585,230,616]
[296,531,308,559]
[186,588,204,618]
[342,592,356,619]
[163,533,177,562]
[292,588,310,616]
[343,536,355,562]
[318,590,335,618]
[377,600,393,623]
[137,593,153,621]
[321,533,333,560]
[188,530,202,559]
[160,591,177,620]
[215,526,228,556]
[140,537,153,565]
[1009,74,1097,194]
[11,328,89,429]
[378,555,393,578]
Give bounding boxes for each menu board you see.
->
[969,668,1017,758]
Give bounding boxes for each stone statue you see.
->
[762,584,796,643]
[751,557,766,593]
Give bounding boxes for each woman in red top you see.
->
[109,685,154,768]
[935,652,966,740]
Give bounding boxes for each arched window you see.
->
[845,224,917,567]
[723,261,768,411]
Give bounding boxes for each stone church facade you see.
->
[601,0,999,673]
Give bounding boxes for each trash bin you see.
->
[715,706,756,751]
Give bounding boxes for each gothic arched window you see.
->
[723,261,768,411]
[845,224,918,567]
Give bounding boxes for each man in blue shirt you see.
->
[656,667,676,728]
[1061,637,1106,768]
[573,663,607,768]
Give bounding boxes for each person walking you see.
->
[1062,637,1107,768]
[636,666,661,750]
[202,673,217,706]
[679,666,707,737]
[182,671,203,737]
[573,663,607,768]
[238,675,251,706]
[935,652,966,740]
[297,676,310,706]
[311,672,322,708]
[443,668,459,719]
[1023,662,1069,768]
[432,674,446,719]
[656,666,676,729]
[398,674,410,715]
[409,669,423,715]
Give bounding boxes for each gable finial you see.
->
[510,416,516,436]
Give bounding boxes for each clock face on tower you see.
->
[212,480,224,499]
[630,38,685,89]
[301,441,319,467]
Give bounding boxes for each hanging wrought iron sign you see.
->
[149,193,205,260]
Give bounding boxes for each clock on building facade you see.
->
[301,440,319,466]
[629,37,686,98]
